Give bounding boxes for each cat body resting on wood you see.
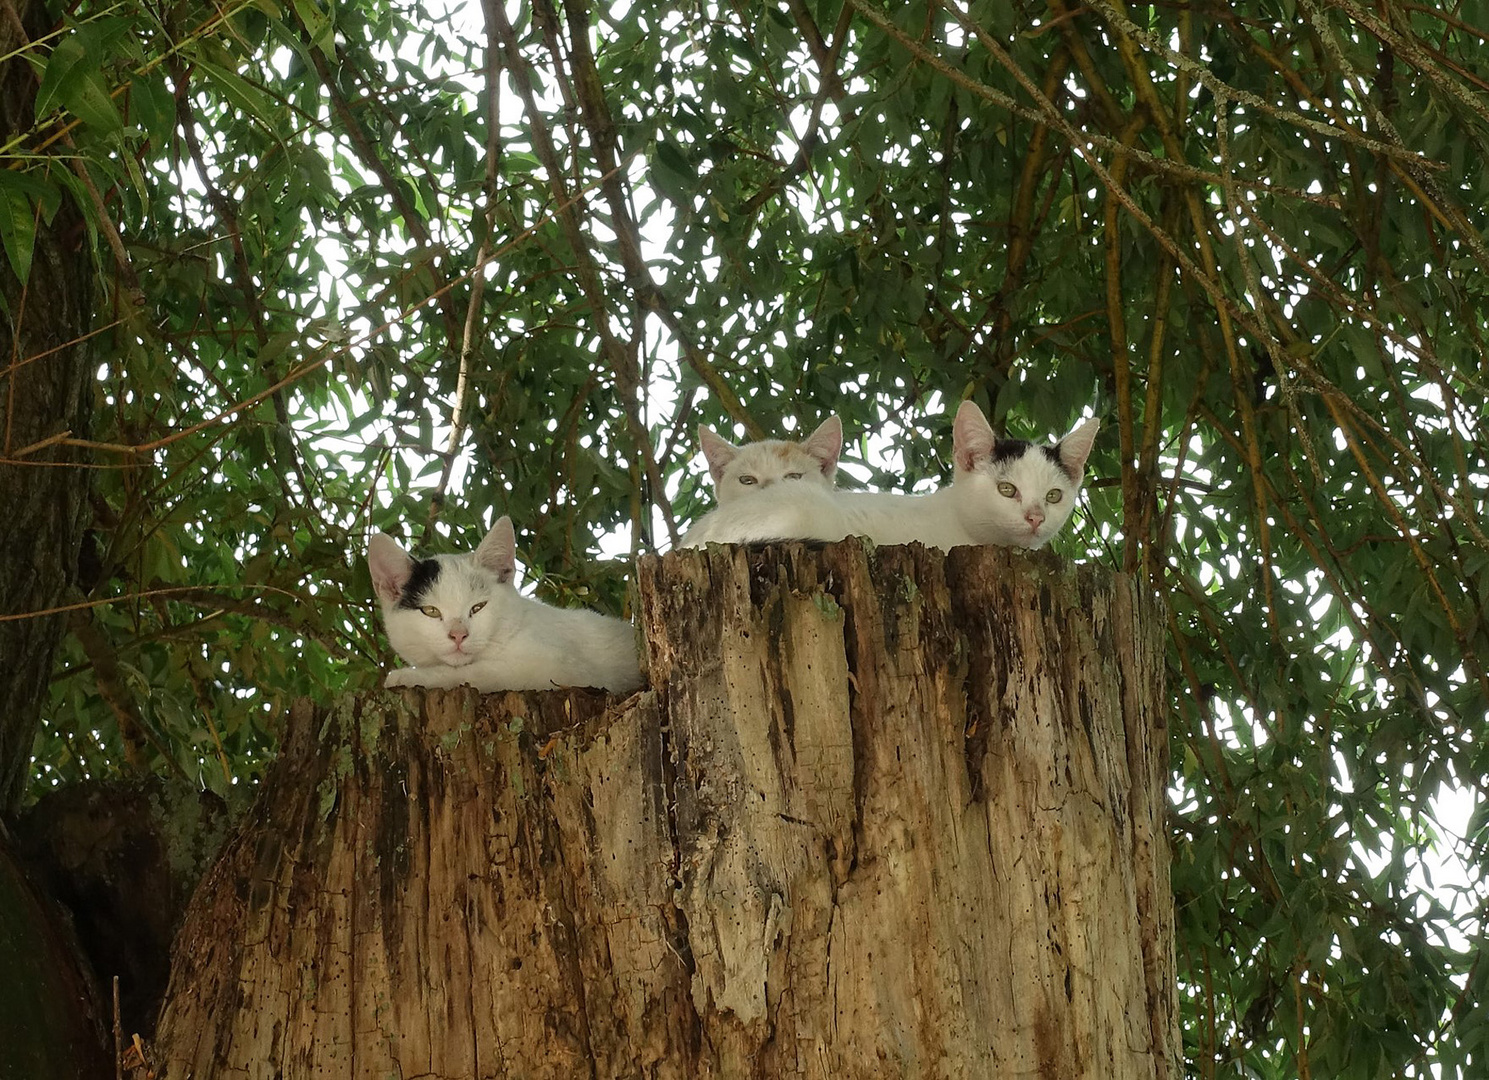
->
[368,517,642,694]
[683,402,1098,551]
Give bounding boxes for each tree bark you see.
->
[0,0,97,817]
[13,779,232,1038]
[152,542,1176,1078]
[0,826,112,1078]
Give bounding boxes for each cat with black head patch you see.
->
[686,401,1098,550]
[839,401,1098,548]
[368,517,642,693]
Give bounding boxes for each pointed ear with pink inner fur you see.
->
[800,415,843,479]
[952,401,996,472]
[698,426,739,486]
[474,516,518,585]
[1057,417,1100,478]
[368,533,414,604]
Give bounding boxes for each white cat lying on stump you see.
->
[368,517,642,694]
[684,400,1099,551]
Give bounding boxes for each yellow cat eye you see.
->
[739,475,758,485]
[997,482,1017,498]
[784,472,804,481]
[420,604,441,618]
[469,601,487,616]
[1046,489,1063,504]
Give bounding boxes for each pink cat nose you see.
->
[1024,508,1045,528]
[448,626,469,649]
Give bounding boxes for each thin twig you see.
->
[0,582,304,623]
[489,0,679,546]
[113,976,122,1080]
[427,23,507,529]
[0,318,126,379]
[119,164,627,457]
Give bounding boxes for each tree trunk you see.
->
[13,779,232,1039]
[0,827,112,1079]
[0,8,107,1072]
[0,0,97,817]
[152,542,1176,1078]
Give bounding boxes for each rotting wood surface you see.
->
[152,541,1175,1079]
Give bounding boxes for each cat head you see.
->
[950,401,1098,549]
[698,415,842,505]
[367,517,521,669]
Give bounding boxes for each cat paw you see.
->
[386,666,468,690]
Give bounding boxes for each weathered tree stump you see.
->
[153,542,1175,1078]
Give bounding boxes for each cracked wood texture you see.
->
[152,541,1175,1079]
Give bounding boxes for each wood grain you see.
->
[154,541,1174,1079]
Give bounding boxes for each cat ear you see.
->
[698,426,739,485]
[475,516,518,584]
[367,533,414,603]
[952,401,996,472]
[1057,417,1100,476]
[800,415,843,478]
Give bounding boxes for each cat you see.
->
[682,401,1098,551]
[367,516,642,694]
[680,415,843,545]
[699,415,842,503]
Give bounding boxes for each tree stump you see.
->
[152,541,1175,1078]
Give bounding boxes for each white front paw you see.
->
[388,667,461,689]
[385,667,419,688]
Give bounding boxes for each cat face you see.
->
[950,402,1098,549]
[698,415,842,505]
[367,518,520,669]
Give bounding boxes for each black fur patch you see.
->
[991,438,1033,464]
[397,557,442,609]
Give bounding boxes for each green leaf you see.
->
[192,58,278,132]
[36,35,122,132]
[129,73,176,149]
[654,139,696,183]
[290,0,336,55]
[62,66,123,132]
[34,37,87,122]
[0,177,37,284]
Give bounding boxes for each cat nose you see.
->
[1024,507,1045,528]
[448,624,469,648]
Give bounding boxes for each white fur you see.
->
[367,518,642,693]
[684,403,1098,551]
[698,417,841,502]
[681,481,846,547]
[683,416,843,545]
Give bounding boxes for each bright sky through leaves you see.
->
[5,0,1488,1074]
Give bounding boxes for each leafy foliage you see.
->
[4,0,1487,1073]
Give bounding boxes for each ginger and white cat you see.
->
[683,402,1098,551]
[681,416,842,546]
[368,517,642,694]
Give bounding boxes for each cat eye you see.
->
[469,601,487,616]
[997,482,1017,498]
[419,604,441,618]
[739,475,758,485]
[784,472,804,481]
[1045,489,1063,504]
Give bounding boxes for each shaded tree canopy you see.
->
[2,0,1486,1076]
